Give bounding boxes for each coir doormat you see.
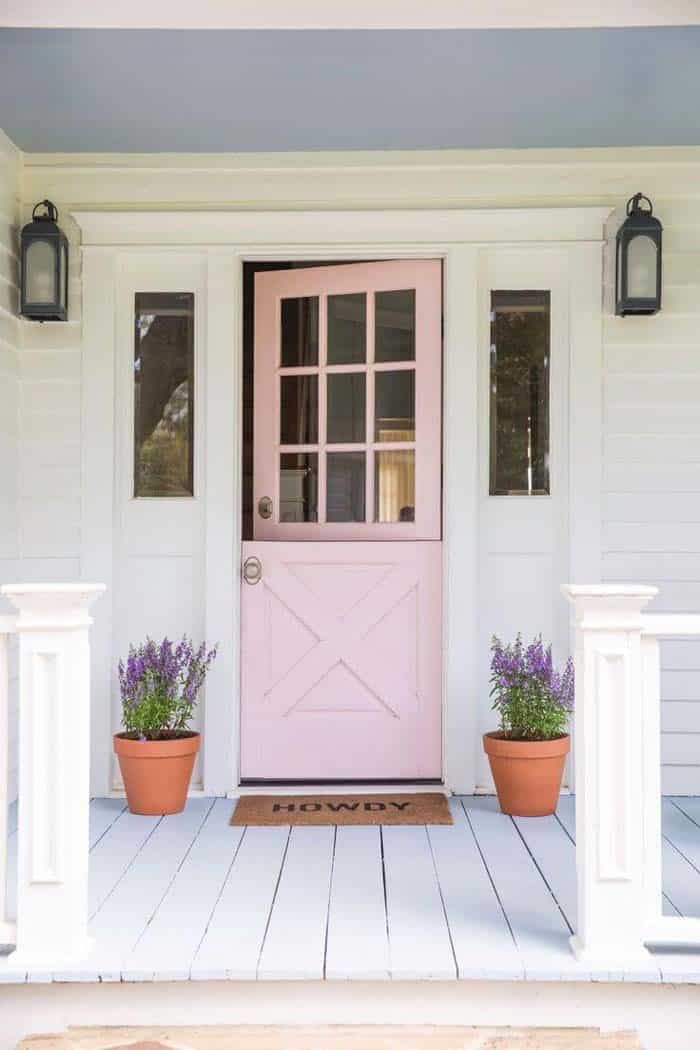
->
[231,792,453,826]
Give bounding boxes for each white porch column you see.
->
[562,584,659,968]
[0,583,105,966]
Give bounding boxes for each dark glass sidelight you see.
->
[489,290,550,496]
[134,292,195,497]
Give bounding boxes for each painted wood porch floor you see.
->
[2,794,700,985]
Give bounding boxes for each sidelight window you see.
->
[489,290,550,496]
[134,292,194,498]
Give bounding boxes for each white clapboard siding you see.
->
[663,704,700,734]
[191,824,288,980]
[428,798,522,979]
[661,735,700,767]
[324,826,390,980]
[122,799,243,981]
[0,130,20,807]
[257,825,335,980]
[382,824,456,980]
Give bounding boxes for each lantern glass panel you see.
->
[59,242,67,310]
[627,234,657,300]
[25,239,56,304]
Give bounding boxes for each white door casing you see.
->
[75,207,607,796]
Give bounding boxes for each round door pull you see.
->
[243,556,263,585]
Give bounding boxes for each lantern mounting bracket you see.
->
[32,199,59,223]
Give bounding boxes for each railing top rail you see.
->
[642,613,700,637]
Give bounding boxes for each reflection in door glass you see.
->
[375,450,415,523]
[280,296,319,366]
[327,293,366,364]
[280,453,318,522]
[134,292,194,498]
[327,452,365,522]
[490,291,550,495]
[280,374,318,445]
[327,373,366,443]
[375,289,415,362]
[375,370,415,441]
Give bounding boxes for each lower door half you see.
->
[240,540,442,781]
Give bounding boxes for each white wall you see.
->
[16,145,700,794]
[0,130,22,802]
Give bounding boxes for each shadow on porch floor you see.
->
[2,795,700,984]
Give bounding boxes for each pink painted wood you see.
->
[242,260,443,781]
[240,541,442,780]
[253,259,442,541]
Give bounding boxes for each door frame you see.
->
[75,206,608,796]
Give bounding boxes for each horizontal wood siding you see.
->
[602,204,700,793]
[16,144,700,794]
[0,130,20,802]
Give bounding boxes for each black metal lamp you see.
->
[615,192,662,317]
[20,200,69,321]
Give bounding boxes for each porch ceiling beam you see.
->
[5,0,700,30]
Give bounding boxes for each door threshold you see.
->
[233,780,444,797]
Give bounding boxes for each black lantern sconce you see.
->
[615,192,662,317]
[20,200,69,322]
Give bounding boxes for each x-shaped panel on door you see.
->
[259,558,420,720]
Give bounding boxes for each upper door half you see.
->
[253,259,442,540]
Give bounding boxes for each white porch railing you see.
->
[0,583,105,967]
[564,584,700,967]
[0,578,696,971]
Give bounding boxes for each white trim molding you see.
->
[71,208,611,248]
[73,206,607,794]
[5,1,697,29]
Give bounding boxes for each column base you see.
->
[8,935,94,972]
[569,935,659,977]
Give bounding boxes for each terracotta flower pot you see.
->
[114,732,200,815]
[483,732,570,817]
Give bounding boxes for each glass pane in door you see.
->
[281,296,319,366]
[375,289,415,362]
[328,293,366,364]
[280,374,318,444]
[375,370,415,441]
[375,450,415,523]
[280,452,318,522]
[327,452,365,522]
[327,373,366,443]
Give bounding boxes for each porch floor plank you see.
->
[427,797,523,980]
[2,794,700,985]
[324,826,390,980]
[87,806,160,919]
[382,824,456,979]
[61,798,212,982]
[257,825,335,980]
[122,799,243,981]
[461,797,588,981]
[511,813,577,932]
[191,825,289,981]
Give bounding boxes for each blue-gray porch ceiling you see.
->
[1,26,699,153]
